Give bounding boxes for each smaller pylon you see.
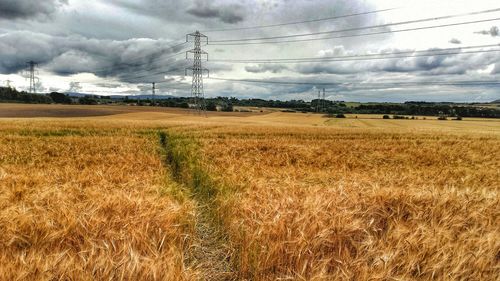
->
[152,82,156,106]
[322,88,326,112]
[316,89,321,112]
[26,61,38,94]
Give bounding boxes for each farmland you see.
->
[0,104,499,280]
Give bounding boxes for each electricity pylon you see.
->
[26,61,38,94]
[322,88,326,112]
[316,89,321,112]
[152,82,156,106]
[185,31,209,115]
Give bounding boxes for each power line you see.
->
[75,82,191,95]
[210,43,500,62]
[89,40,187,72]
[208,46,500,64]
[208,77,500,87]
[116,61,188,82]
[211,8,500,43]
[44,42,187,78]
[202,8,397,32]
[210,17,500,46]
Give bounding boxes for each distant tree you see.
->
[78,96,98,105]
[206,101,217,111]
[221,102,233,112]
[383,115,390,119]
[336,114,346,118]
[49,92,72,104]
[0,87,52,104]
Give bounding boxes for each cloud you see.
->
[245,64,288,73]
[294,47,500,76]
[0,0,67,20]
[186,1,244,24]
[492,64,500,74]
[475,26,499,37]
[449,38,461,44]
[0,31,187,83]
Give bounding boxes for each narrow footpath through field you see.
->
[158,131,235,280]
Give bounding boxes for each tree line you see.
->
[1,87,498,118]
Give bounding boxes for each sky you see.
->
[0,0,499,102]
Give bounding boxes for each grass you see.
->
[0,106,499,280]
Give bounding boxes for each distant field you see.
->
[0,103,193,118]
[0,104,499,280]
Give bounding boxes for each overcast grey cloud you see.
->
[0,0,499,102]
[0,31,186,77]
[0,0,67,19]
[187,1,245,24]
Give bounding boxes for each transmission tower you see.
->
[5,80,12,89]
[316,89,321,112]
[152,82,156,106]
[185,31,209,115]
[26,61,38,94]
[322,88,326,112]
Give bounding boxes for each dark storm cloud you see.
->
[186,1,245,24]
[475,26,499,37]
[0,0,67,19]
[0,31,188,83]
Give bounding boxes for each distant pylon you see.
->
[26,61,38,94]
[316,89,321,112]
[5,80,12,89]
[152,82,156,106]
[322,88,326,112]
[185,31,209,115]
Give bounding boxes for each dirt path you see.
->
[158,131,235,280]
[189,202,235,280]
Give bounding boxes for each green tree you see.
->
[49,92,72,104]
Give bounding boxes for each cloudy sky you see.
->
[1,0,499,102]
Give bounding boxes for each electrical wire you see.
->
[208,45,500,64]
[48,43,188,76]
[210,18,500,45]
[211,8,500,43]
[201,8,397,32]
[208,77,500,87]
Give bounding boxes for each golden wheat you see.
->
[192,126,500,280]
[0,121,197,281]
[1,109,499,280]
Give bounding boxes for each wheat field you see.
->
[0,106,499,280]
[0,119,198,280]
